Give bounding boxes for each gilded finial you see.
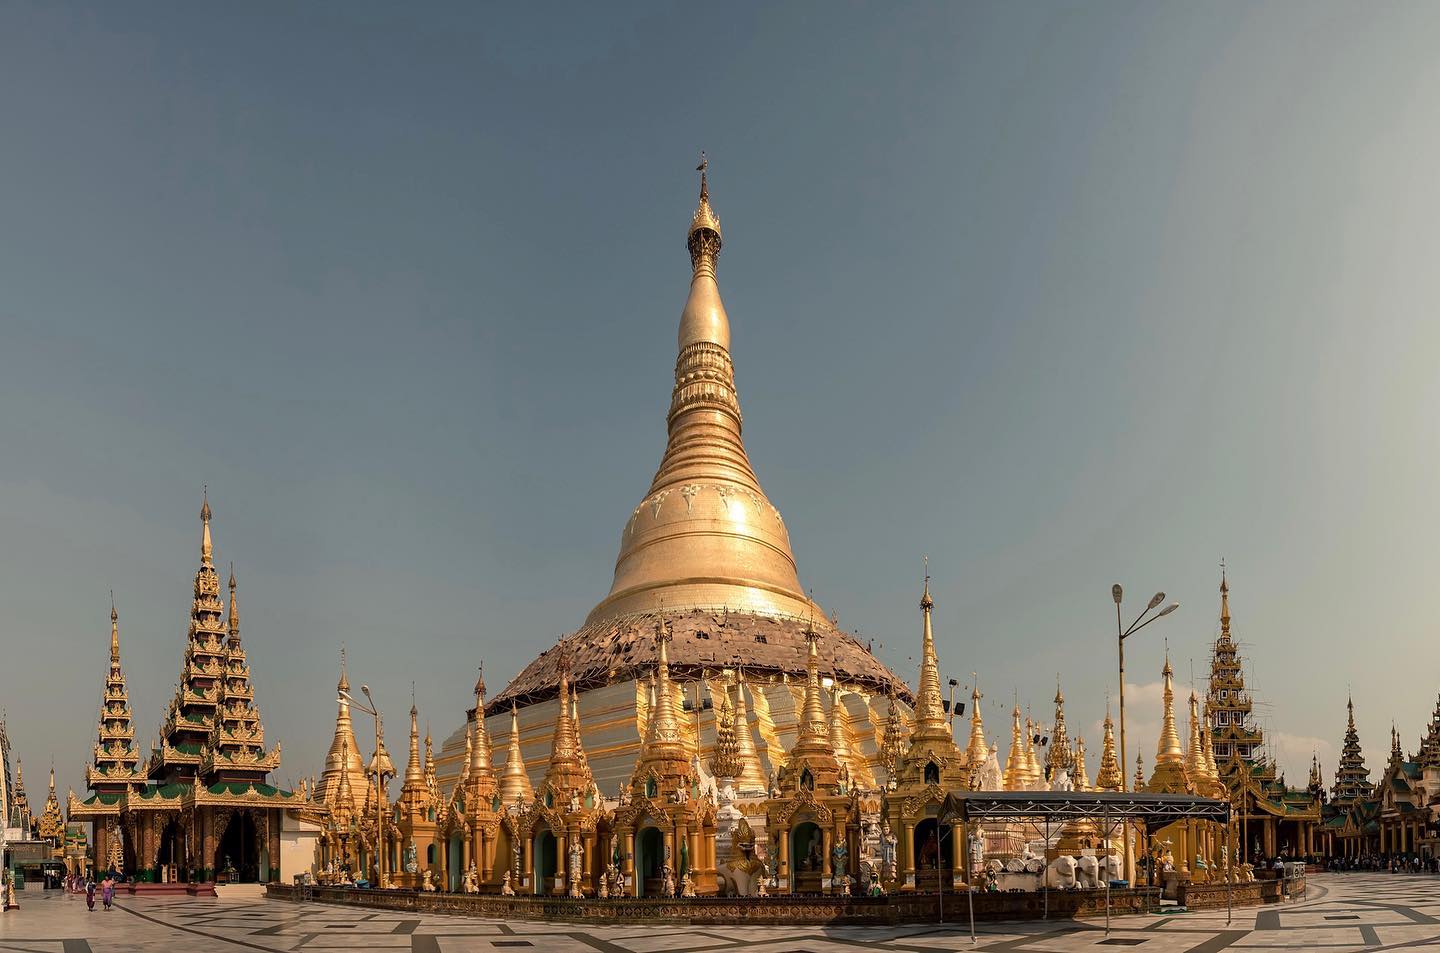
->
[200,486,214,565]
[109,592,121,662]
[920,556,933,609]
[475,661,486,699]
[688,152,722,266]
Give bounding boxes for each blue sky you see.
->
[3,2,1438,801]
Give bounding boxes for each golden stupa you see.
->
[436,161,908,794]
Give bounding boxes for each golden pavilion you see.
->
[69,497,321,887]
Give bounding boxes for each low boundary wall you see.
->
[1179,875,1304,910]
[266,884,1165,924]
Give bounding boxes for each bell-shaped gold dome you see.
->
[585,164,813,624]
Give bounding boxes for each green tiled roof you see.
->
[207,782,282,797]
[136,783,190,799]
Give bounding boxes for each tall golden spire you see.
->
[1156,655,1184,765]
[200,487,213,567]
[1199,701,1220,789]
[471,665,493,778]
[549,661,578,765]
[226,563,240,642]
[1074,736,1092,791]
[829,684,855,776]
[778,622,841,792]
[587,157,811,623]
[404,696,424,787]
[109,592,120,663]
[1004,707,1027,790]
[798,623,829,747]
[1146,654,1190,793]
[540,658,594,800]
[1046,678,1074,778]
[1024,717,1043,787]
[731,673,766,792]
[1219,562,1232,641]
[964,683,988,769]
[911,569,950,743]
[571,685,590,773]
[317,647,368,810]
[644,621,683,751]
[1096,705,1123,792]
[1186,690,1204,790]
[630,615,692,795]
[497,701,533,805]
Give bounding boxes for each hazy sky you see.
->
[3,2,1438,804]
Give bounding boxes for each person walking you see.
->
[101,874,115,911]
[85,878,96,911]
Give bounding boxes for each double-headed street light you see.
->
[339,684,395,888]
[1112,584,1179,883]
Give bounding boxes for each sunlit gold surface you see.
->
[586,165,813,624]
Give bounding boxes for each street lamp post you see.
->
[1112,584,1179,885]
[341,685,395,889]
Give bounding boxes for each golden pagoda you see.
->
[1145,654,1190,795]
[1044,680,1075,783]
[762,622,859,895]
[507,658,604,896]
[883,576,970,890]
[611,620,720,897]
[1095,705,1123,792]
[393,696,438,889]
[1003,706,1028,791]
[963,684,989,778]
[439,161,909,802]
[314,649,371,878]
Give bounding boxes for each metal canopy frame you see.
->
[938,791,1231,828]
[936,790,1234,942]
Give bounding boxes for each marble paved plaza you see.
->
[4,875,1440,953]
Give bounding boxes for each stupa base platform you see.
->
[266,883,1251,924]
[123,882,216,897]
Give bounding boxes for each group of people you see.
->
[1327,854,1440,873]
[68,872,118,911]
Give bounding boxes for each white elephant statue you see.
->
[1104,854,1123,883]
[1076,855,1099,888]
[1047,854,1077,889]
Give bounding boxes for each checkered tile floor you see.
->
[3,874,1439,952]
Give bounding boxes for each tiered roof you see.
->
[88,599,143,791]
[1331,696,1372,804]
[1418,693,1440,769]
[200,566,278,779]
[1204,568,1320,819]
[1206,569,1265,778]
[151,496,276,782]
